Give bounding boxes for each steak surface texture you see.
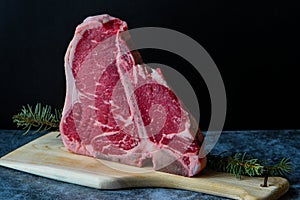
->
[60,14,206,176]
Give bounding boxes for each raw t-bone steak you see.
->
[60,14,206,176]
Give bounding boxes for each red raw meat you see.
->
[60,14,206,176]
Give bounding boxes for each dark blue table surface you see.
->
[0,130,299,200]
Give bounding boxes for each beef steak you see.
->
[60,14,206,176]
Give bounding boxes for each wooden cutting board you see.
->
[0,132,289,200]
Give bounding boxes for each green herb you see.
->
[12,103,62,134]
[207,152,292,179]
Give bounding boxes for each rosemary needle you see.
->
[12,103,61,134]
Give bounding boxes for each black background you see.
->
[0,0,299,130]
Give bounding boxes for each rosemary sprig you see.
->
[12,103,62,134]
[207,152,292,179]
